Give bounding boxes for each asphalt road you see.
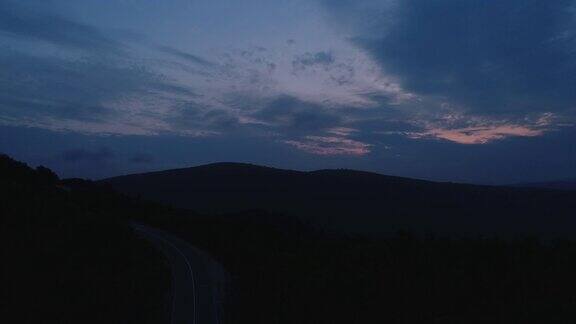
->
[132,223,226,324]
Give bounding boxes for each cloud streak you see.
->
[284,136,371,156]
[0,1,121,53]
[411,125,545,145]
[62,147,114,162]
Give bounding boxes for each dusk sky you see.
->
[1,0,575,184]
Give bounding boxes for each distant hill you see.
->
[512,180,576,191]
[101,163,576,236]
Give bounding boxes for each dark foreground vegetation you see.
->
[140,211,576,324]
[3,155,576,323]
[0,155,170,323]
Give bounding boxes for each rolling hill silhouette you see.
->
[514,180,576,191]
[101,163,576,236]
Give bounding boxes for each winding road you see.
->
[132,223,226,324]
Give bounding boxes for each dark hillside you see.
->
[0,155,170,323]
[513,180,576,191]
[102,163,576,237]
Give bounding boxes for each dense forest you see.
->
[3,154,576,323]
[0,155,170,323]
[140,211,576,324]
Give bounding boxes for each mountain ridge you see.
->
[103,162,465,187]
[100,162,576,236]
[512,180,576,191]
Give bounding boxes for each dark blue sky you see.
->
[0,0,575,184]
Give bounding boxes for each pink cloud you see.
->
[405,112,558,145]
[410,124,546,144]
[284,136,371,155]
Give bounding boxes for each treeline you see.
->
[0,155,171,323]
[141,207,576,324]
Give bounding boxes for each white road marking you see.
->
[134,227,197,324]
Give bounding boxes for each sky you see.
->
[0,0,575,184]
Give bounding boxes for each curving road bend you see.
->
[132,223,226,324]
